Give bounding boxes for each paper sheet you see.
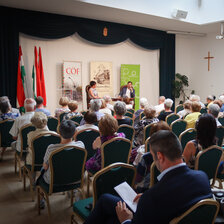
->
[114,181,137,212]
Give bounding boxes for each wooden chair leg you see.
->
[29,173,34,202]
[18,158,22,181]
[37,187,41,215]
[23,167,26,191]
[0,147,6,160]
[14,153,17,174]
[45,194,51,217]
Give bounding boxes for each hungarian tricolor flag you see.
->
[32,46,47,106]
[17,46,26,107]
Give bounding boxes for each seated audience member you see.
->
[135,121,170,193]
[134,106,159,147]
[0,96,20,115]
[189,94,205,109]
[123,96,133,110]
[183,113,216,168]
[9,98,36,153]
[54,97,70,118]
[75,111,99,133]
[64,100,80,119]
[208,103,222,127]
[157,98,173,121]
[134,97,148,119]
[177,100,192,118]
[213,100,224,118]
[84,130,212,224]
[154,96,165,116]
[0,99,20,121]
[88,81,99,99]
[219,95,224,113]
[114,101,132,126]
[26,112,57,166]
[184,101,201,129]
[99,99,112,115]
[42,120,84,184]
[103,95,114,111]
[206,95,214,108]
[35,96,51,116]
[85,114,125,173]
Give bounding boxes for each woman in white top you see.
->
[88,81,99,99]
[99,99,112,115]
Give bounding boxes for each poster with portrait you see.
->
[62,61,83,109]
[90,61,113,97]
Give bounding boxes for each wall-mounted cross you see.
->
[204,51,214,71]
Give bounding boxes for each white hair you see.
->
[219,95,224,104]
[208,104,220,118]
[24,98,36,110]
[164,98,173,108]
[189,94,200,102]
[90,99,102,112]
[103,95,111,103]
[140,98,148,108]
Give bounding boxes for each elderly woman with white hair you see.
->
[189,94,205,109]
[114,101,132,126]
[157,98,173,121]
[219,95,224,113]
[103,95,114,111]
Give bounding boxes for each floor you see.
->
[0,148,83,224]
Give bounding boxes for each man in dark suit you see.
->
[84,130,212,224]
[119,81,135,98]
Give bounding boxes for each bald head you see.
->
[24,98,36,112]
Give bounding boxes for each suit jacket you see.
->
[129,165,212,224]
[119,86,135,98]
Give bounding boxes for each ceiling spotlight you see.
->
[216,22,224,40]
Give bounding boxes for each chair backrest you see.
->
[169,199,219,224]
[86,85,91,109]
[0,119,14,147]
[49,145,87,194]
[70,115,83,125]
[92,162,136,207]
[75,128,100,160]
[150,162,160,187]
[47,116,58,132]
[123,117,134,126]
[218,117,224,126]
[117,124,135,143]
[200,108,207,114]
[19,123,36,156]
[124,111,134,118]
[175,104,184,114]
[127,108,135,114]
[140,112,145,120]
[59,112,69,123]
[171,119,187,137]
[101,137,132,168]
[216,126,224,146]
[143,123,154,143]
[179,128,196,149]
[195,145,223,185]
[31,133,60,172]
[166,113,180,126]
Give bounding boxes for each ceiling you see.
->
[0,0,222,34]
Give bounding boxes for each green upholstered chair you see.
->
[47,116,58,132]
[179,128,196,150]
[218,117,224,126]
[143,123,154,143]
[75,128,100,160]
[37,145,87,216]
[169,199,219,224]
[149,162,160,187]
[216,126,224,146]
[171,119,187,137]
[118,124,135,143]
[110,109,114,116]
[123,117,134,126]
[175,104,184,114]
[127,108,135,114]
[194,145,223,187]
[0,119,14,159]
[15,123,35,180]
[70,115,83,125]
[140,112,145,120]
[124,111,134,118]
[166,113,180,126]
[71,162,136,224]
[200,108,207,114]
[23,133,60,201]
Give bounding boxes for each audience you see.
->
[114,101,132,126]
[183,113,217,168]
[64,100,80,119]
[184,101,201,129]
[134,97,148,120]
[206,95,214,108]
[208,103,222,127]
[99,99,112,115]
[154,96,165,116]
[9,98,36,153]
[177,100,192,118]
[189,94,205,109]
[85,114,125,173]
[157,98,173,121]
[54,97,70,118]
[103,95,114,111]
[35,96,51,116]
[0,99,20,121]
[0,96,20,115]
[84,130,212,224]
[123,96,133,110]
[219,95,224,112]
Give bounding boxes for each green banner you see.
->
[120,64,140,110]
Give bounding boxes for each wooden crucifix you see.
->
[204,51,214,71]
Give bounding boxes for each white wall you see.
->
[19,33,159,114]
[176,33,224,104]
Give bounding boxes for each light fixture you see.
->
[216,23,224,40]
[166,30,206,37]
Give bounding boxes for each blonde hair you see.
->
[98,114,118,136]
[59,97,69,107]
[191,101,201,112]
[144,106,156,119]
[100,99,107,109]
[68,100,78,111]
[31,112,47,129]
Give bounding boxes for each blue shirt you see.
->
[35,108,51,116]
